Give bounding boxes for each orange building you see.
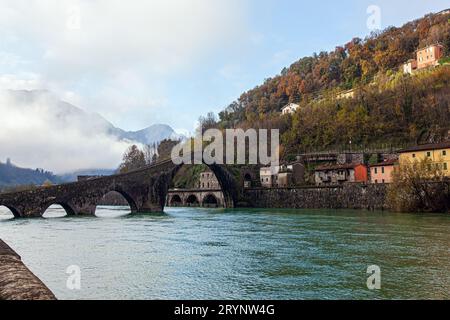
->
[370,159,397,184]
[416,44,444,69]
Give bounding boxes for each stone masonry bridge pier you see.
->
[0,158,240,218]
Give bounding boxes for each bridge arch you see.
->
[98,188,138,213]
[42,203,74,218]
[0,205,19,219]
[169,194,183,207]
[202,194,219,208]
[185,194,200,207]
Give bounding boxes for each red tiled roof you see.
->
[315,163,365,171]
[370,159,398,167]
[399,141,450,153]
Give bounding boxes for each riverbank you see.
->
[0,239,56,300]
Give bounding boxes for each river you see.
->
[0,206,449,300]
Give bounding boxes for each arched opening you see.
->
[43,204,70,218]
[186,194,200,207]
[202,194,219,208]
[95,190,135,218]
[166,163,234,210]
[0,205,17,220]
[169,195,183,207]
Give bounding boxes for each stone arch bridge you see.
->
[0,159,242,218]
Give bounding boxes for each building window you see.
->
[412,154,416,158]
[443,150,447,156]
[374,168,378,174]
[375,180,378,184]
[444,163,448,171]
[381,167,385,174]
[427,164,432,170]
[427,152,431,157]
[382,179,385,183]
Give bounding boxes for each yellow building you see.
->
[399,142,450,176]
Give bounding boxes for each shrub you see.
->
[387,158,450,212]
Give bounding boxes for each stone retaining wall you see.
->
[242,184,388,210]
[0,239,56,300]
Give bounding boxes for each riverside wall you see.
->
[242,184,388,210]
[0,239,56,300]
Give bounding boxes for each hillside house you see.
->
[336,89,355,100]
[403,44,445,74]
[398,142,450,177]
[260,167,277,187]
[281,103,300,115]
[370,159,397,184]
[314,163,368,186]
[198,170,220,189]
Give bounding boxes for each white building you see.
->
[281,103,300,115]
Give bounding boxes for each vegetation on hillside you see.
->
[387,158,449,213]
[212,11,450,158]
[0,160,61,191]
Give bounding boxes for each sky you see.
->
[0,0,448,173]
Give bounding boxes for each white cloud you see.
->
[0,90,133,174]
[0,0,250,172]
[0,73,43,91]
[0,0,249,127]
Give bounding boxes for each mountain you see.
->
[0,90,183,186]
[0,160,62,189]
[5,90,181,146]
[115,124,183,146]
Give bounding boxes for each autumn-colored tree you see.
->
[387,158,449,213]
[42,180,53,187]
[118,145,146,174]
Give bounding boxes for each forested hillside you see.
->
[0,160,61,190]
[215,10,450,158]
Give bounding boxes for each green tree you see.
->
[118,145,146,174]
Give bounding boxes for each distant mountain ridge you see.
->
[5,90,182,146]
[0,90,184,186]
[0,160,62,189]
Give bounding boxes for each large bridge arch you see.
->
[98,187,139,213]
